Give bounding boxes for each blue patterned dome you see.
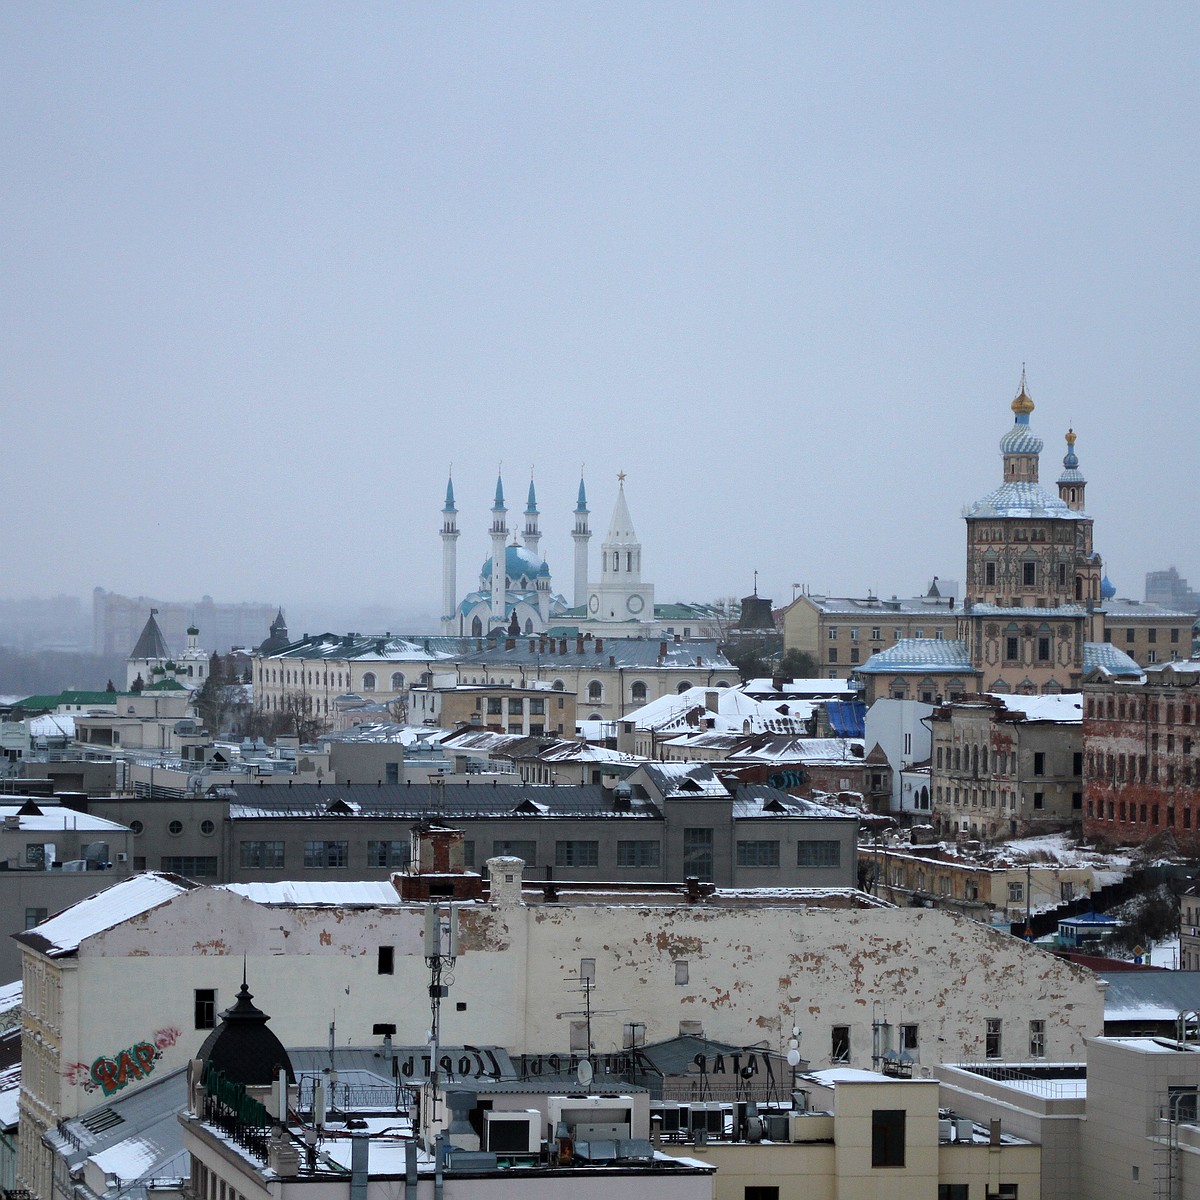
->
[999,423,1044,455]
[481,545,551,585]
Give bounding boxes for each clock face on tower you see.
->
[626,594,645,614]
[588,594,600,613]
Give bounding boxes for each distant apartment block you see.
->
[93,587,276,656]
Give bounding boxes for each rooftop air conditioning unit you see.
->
[483,1110,539,1155]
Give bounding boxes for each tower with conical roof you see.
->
[522,474,541,557]
[586,474,655,624]
[489,472,508,629]
[1057,429,1087,512]
[572,474,591,609]
[441,472,459,633]
[126,610,171,688]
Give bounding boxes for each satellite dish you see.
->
[577,1058,594,1086]
[787,1048,801,1067]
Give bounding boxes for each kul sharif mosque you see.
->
[440,471,721,639]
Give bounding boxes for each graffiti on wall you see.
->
[63,1027,181,1094]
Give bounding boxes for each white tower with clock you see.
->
[586,474,655,626]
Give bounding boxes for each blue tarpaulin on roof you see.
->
[826,700,866,737]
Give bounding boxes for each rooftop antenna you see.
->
[424,903,459,1131]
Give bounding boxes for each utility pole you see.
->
[424,904,458,1134]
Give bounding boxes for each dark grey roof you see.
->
[228,782,661,820]
[130,613,170,660]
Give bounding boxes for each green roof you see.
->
[144,677,188,691]
[12,690,124,711]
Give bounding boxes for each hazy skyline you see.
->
[3,4,1197,621]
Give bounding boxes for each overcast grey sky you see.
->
[2,3,1196,627]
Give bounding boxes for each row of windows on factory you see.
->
[231,836,842,876]
[1086,744,1196,786]
[1088,797,1194,828]
[937,746,1080,777]
[1086,695,1195,725]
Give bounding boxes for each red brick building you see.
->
[1082,660,1200,845]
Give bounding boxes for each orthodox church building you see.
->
[441,472,721,639]
[855,375,1143,702]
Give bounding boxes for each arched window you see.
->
[524,619,533,634]
[587,680,603,702]
[362,673,376,691]
[631,681,647,704]
[676,680,693,693]
[471,616,483,637]
[552,680,565,691]
[391,672,405,690]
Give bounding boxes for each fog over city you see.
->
[2,4,1196,627]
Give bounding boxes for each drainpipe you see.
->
[434,1131,445,1200]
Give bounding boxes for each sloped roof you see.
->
[964,480,1089,521]
[130,614,170,661]
[1083,642,1145,679]
[13,872,196,958]
[855,639,974,674]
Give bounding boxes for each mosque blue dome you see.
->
[481,545,551,585]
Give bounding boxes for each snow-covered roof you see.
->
[855,638,974,674]
[989,693,1083,723]
[0,804,130,832]
[728,737,865,766]
[1083,641,1145,680]
[27,713,76,738]
[622,685,806,731]
[224,881,402,907]
[1101,972,1200,1022]
[14,873,195,958]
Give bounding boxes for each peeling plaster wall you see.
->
[39,891,1103,1130]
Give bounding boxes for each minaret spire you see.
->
[489,469,508,629]
[523,468,541,556]
[572,467,591,610]
[440,467,460,633]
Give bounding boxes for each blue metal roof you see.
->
[965,480,1089,520]
[854,638,973,674]
[826,699,866,737]
[1083,641,1144,679]
[999,423,1044,455]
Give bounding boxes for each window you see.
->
[580,957,596,981]
[938,1187,969,1200]
[1126,628,1135,644]
[985,561,997,586]
[378,946,394,975]
[195,988,217,1030]
[828,627,839,640]
[630,681,647,703]
[493,839,536,865]
[385,761,399,785]
[684,828,714,882]
[871,1109,906,1167]
[1029,1019,1045,1058]
[1005,636,1019,661]
[587,680,603,702]
[367,840,410,869]
[1033,791,1044,810]
[130,819,144,835]
[1169,1087,1198,1122]
[828,648,838,663]
[900,1024,918,1051]
[871,627,881,640]
[556,840,599,867]
[168,819,184,835]
[850,627,859,641]
[390,672,405,690]
[1148,627,1158,644]
[798,840,841,868]
[362,672,376,690]
[736,840,780,868]
[508,698,523,714]
[161,856,217,877]
[986,1018,1002,1058]
[831,1025,850,1062]
[1022,561,1036,587]
[1037,637,1051,661]
[675,960,689,985]
[24,908,47,928]
[200,819,215,836]
[850,648,860,664]
[1033,751,1045,775]
[304,841,349,868]
[530,698,545,715]
[617,840,661,868]
[240,840,284,869]
[486,697,502,715]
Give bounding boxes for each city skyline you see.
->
[2,5,1196,612]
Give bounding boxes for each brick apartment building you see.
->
[1082,659,1200,845]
